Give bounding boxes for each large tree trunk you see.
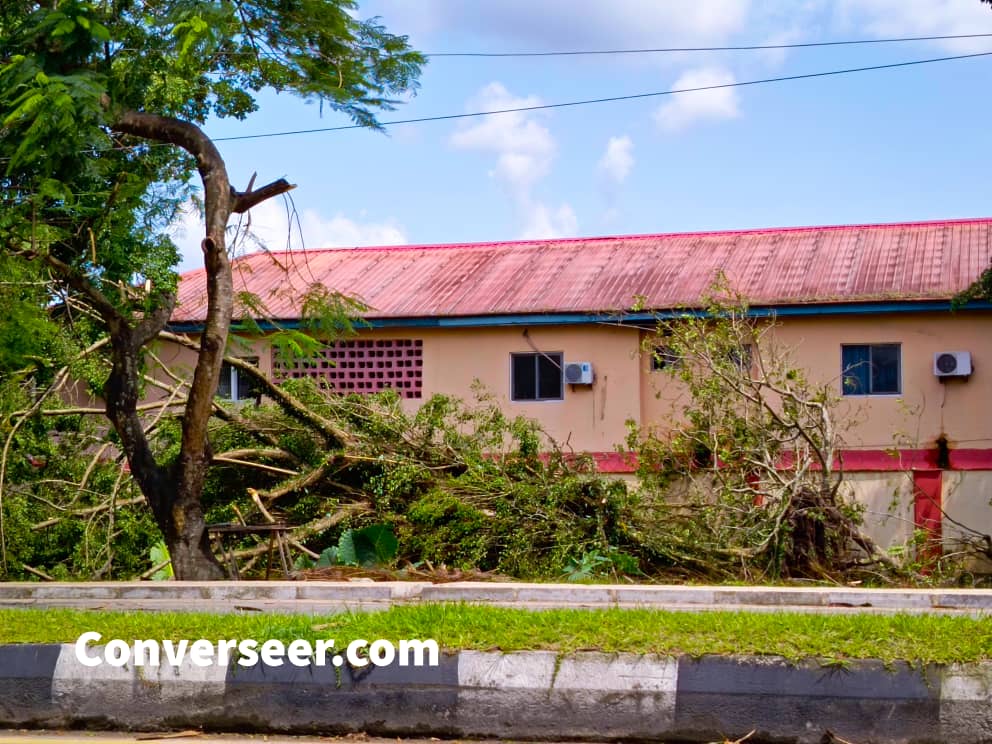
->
[160,484,224,580]
[96,111,294,580]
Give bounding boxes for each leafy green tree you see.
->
[0,1,423,578]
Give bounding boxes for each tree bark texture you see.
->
[101,112,290,579]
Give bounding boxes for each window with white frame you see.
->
[511,352,563,401]
[217,357,260,402]
[841,344,900,396]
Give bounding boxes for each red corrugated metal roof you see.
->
[172,217,992,323]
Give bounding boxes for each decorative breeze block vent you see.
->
[274,339,423,399]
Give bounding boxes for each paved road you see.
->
[0,732,574,744]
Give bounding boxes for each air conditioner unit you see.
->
[934,351,972,378]
[564,361,594,385]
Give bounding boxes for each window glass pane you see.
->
[652,345,680,371]
[217,362,233,399]
[537,353,563,400]
[512,354,536,400]
[728,344,753,372]
[870,344,900,394]
[235,357,260,400]
[841,345,870,395]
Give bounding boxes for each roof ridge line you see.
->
[215,216,992,267]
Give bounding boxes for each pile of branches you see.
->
[0,329,636,580]
[0,299,961,583]
[628,291,906,583]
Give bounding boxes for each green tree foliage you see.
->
[625,288,901,581]
[188,382,635,579]
[0,1,423,578]
[0,256,66,379]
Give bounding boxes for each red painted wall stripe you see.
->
[913,470,943,558]
[589,448,992,474]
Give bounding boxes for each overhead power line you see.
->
[425,32,992,58]
[213,49,992,143]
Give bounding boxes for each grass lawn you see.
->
[0,605,989,664]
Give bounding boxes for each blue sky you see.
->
[173,0,992,272]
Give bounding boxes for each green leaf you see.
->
[337,524,398,567]
[51,17,76,37]
[355,524,399,565]
[149,541,174,580]
[89,21,111,42]
[315,546,338,568]
[337,529,359,566]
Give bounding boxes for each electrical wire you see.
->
[1,47,989,162]
[425,33,992,58]
[211,49,992,143]
[129,32,992,60]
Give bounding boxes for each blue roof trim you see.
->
[167,300,992,334]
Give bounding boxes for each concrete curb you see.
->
[1,644,991,743]
[2,581,992,615]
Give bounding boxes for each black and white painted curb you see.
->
[2,645,991,743]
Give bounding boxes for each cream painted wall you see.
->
[359,324,644,452]
[146,312,991,557]
[154,310,990,453]
[943,471,992,558]
[839,472,916,550]
[641,311,992,451]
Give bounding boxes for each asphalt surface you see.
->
[0,732,522,744]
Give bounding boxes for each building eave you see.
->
[165,299,992,335]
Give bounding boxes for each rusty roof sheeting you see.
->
[172,218,992,323]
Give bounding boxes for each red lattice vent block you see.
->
[275,339,423,399]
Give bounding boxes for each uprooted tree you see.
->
[0,1,424,578]
[626,287,904,581]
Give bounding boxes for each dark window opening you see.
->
[842,344,900,396]
[651,345,681,371]
[728,344,754,372]
[511,352,563,401]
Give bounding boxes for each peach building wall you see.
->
[156,309,992,454]
[640,311,992,451]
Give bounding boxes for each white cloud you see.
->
[170,199,406,273]
[170,203,207,273]
[370,0,749,50]
[653,67,740,132]
[450,82,575,240]
[450,82,556,192]
[833,0,992,51]
[521,202,578,240]
[596,136,635,224]
[598,135,635,185]
[234,198,406,252]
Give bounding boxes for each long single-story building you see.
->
[166,216,992,555]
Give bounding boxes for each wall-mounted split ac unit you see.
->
[933,351,972,378]
[564,361,594,385]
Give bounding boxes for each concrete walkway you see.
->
[1,580,991,615]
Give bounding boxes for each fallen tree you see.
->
[625,287,912,582]
[0,292,955,583]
